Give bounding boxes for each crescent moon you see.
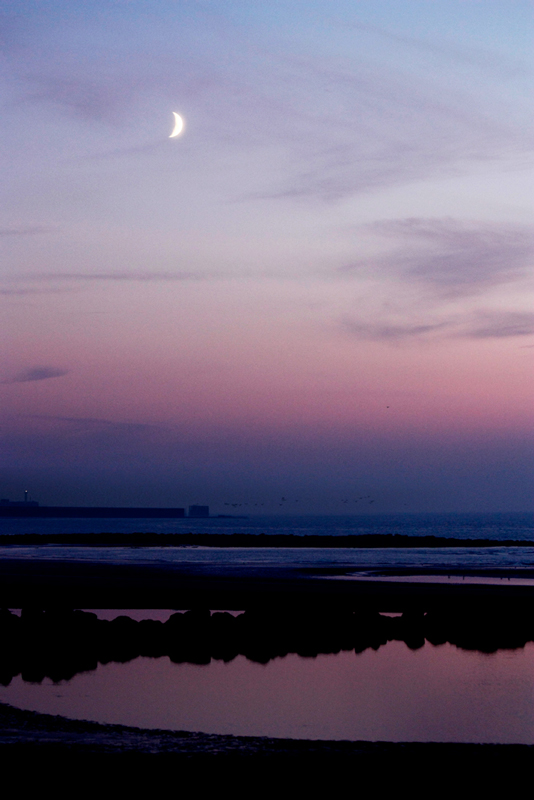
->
[169,112,184,138]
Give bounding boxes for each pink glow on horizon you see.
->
[2,292,530,437]
[1,2,531,510]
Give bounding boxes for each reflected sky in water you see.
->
[2,641,533,744]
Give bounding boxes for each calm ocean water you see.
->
[1,511,532,539]
[0,513,533,576]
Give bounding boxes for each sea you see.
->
[0,512,533,579]
[1,511,532,540]
[1,512,534,744]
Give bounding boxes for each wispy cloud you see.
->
[0,225,55,236]
[468,311,534,339]
[343,19,529,78]
[28,414,155,432]
[341,218,533,298]
[35,271,214,283]
[339,219,533,345]
[18,72,137,125]
[0,288,61,296]
[343,320,448,342]
[4,366,70,384]
[343,310,534,343]
[38,271,215,282]
[1,271,220,295]
[242,48,529,202]
[4,7,530,201]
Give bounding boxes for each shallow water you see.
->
[2,640,533,744]
[2,545,534,576]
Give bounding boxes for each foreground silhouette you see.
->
[1,606,533,685]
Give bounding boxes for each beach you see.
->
[2,529,534,773]
[1,694,533,789]
[2,554,534,609]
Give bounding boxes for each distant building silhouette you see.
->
[0,495,185,518]
[1,491,39,507]
[188,505,209,518]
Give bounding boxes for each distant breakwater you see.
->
[1,606,534,686]
[0,507,186,519]
[1,533,533,547]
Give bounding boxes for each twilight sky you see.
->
[1,1,532,513]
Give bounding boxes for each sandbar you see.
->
[2,557,534,610]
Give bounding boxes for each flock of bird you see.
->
[223,496,376,508]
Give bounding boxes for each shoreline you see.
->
[1,531,533,547]
[2,557,534,609]
[2,578,534,774]
[1,701,533,760]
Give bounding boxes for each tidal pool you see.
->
[1,639,533,744]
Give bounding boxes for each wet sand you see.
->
[1,557,534,610]
[1,700,532,783]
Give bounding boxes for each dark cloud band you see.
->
[5,367,70,384]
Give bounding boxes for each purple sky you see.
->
[1,1,532,512]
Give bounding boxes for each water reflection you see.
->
[2,608,534,745]
[1,642,533,744]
